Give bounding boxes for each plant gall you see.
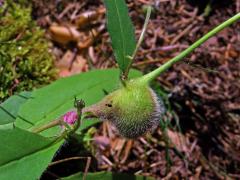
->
[83,80,165,138]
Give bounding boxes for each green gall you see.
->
[83,80,165,138]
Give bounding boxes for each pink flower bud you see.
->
[63,111,78,125]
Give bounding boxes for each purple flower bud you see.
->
[63,111,78,125]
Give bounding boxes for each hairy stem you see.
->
[139,13,240,84]
[31,119,61,133]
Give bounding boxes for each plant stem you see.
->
[31,119,61,133]
[123,6,152,80]
[131,6,152,62]
[139,13,240,84]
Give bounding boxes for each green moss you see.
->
[0,1,57,102]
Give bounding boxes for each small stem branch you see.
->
[32,99,85,134]
[49,156,89,167]
[31,119,61,133]
[140,13,240,84]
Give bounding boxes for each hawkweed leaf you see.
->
[104,0,136,77]
[0,127,63,180]
[0,91,31,125]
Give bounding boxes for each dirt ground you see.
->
[31,0,240,179]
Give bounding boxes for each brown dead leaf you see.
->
[56,50,88,77]
[75,8,105,28]
[167,129,190,154]
[56,50,74,68]
[70,55,88,74]
[77,29,99,50]
[94,136,110,150]
[49,24,82,44]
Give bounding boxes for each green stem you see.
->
[131,6,152,62]
[123,6,152,80]
[139,13,240,84]
[31,119,61,133]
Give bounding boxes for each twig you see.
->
[83,157,91,180]
[199,154,233,180]
[170,23,194,45]
[120,140,133,164]
[49,156,88,167]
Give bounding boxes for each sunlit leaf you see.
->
[0,127,62,180]
[15,69,141,137]
[0,91,31,125]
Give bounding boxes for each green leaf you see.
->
[0,127,62,180]
[0,127,51,166]
[0,91,31,125]
[104,0,136,74]
[15,69,141,137]
[62,171,155,180]
[0,142,61,180]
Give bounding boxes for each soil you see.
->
[30,0,240,179]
